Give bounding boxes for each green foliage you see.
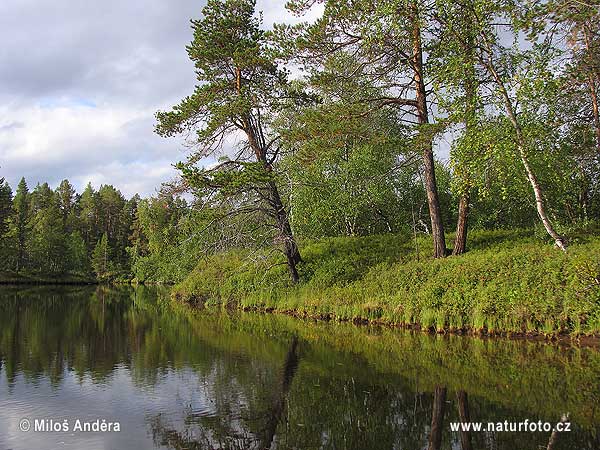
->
[0,177,11,236]
[67,231,89,275]
[127,193,197,283]
[27,189,68,274]
[92,233,112,280]
[155,0,285,153]
[0,177,141,281]
[280,103,413,237]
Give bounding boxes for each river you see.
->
[0,285,598,449]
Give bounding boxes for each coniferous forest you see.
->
[1,0,600,334]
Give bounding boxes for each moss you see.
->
[172,230,600,336]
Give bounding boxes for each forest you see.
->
[1,0,599,333]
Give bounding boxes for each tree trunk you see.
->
[412,1,446,258]
[243,115,302,283]
[583,25,600,156]
[588,74,600,156]
[428,386,447,450]
[457,390,473,450]
[453,192,470,256]
[268,180,301,283]
[453,25,476,256]
[517,144,567,251]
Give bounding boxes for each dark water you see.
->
[1,285,599,450]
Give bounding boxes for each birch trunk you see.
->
[453,24,476,256]
[484,59,567,251]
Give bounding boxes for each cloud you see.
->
[0,0,320,198]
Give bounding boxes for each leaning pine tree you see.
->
[155,0,302,282]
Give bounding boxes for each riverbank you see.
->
[172,228,600,337]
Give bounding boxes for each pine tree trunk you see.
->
[244,117,302,283]
[412,1,446,258]
[583,26,600,156]
[268,180,301,283]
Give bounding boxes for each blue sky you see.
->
[0,0,319,198]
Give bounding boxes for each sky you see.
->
[0,0,314,198]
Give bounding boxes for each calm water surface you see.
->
[0,285,599,449]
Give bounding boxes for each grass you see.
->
[172,227,600,337]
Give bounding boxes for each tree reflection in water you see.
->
[150,337,300,450]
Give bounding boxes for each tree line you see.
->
[1,0,599,282]
[0,177,138,278]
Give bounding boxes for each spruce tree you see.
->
[12,177,29,271]
[0,178,12,236]
[92,232,111,279]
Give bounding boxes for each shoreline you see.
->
[2,278,599,346]
[169,231,600,343]
[0,278,98,286]
[229,303,600,347]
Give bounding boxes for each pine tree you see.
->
[28,195,68,274]
[156,0,303,282]
[57,179,76,229]
[0,178,14,271]
[79,183,98,253]
[67,231,89,274]
[12,177,30,271]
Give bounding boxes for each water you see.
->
[0,285,599,450]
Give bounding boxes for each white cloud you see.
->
[0,102,184,196]
[0,0,325,198]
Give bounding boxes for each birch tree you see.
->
[459,0,569,251]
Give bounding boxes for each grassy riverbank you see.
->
[172,228,600,337]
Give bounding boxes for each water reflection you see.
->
[0,285,599,449]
